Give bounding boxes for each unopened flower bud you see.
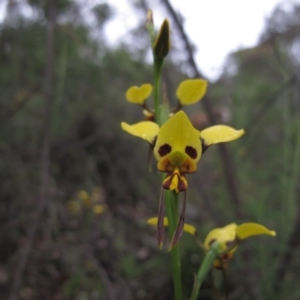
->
[153,19,170,60]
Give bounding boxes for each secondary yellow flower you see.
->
[204,223,276,269]
[148,218,276,268]
[122,110,244,248]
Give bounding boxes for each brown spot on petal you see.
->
[185,146,197,159]
[158,144,171,157]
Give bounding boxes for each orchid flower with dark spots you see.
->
[122,110,244,248]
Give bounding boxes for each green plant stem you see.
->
[154,61,163,126]
[152,38,181,299]
[190,242,220,300]
[165,190,182,300]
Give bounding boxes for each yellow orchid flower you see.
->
[122,110,244,248]
[204,223,276,269]
[147,218,276,269]
[122,110,244,192]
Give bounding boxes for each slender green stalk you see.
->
[152,43,182,300]
[165,191,182,300]
[154,62,163,126]
[190,242,220,300]
[150,16,180,299]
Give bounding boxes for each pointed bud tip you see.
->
[146,9,153,24]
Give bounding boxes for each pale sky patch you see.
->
[105,0,300,80]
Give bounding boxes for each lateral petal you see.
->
[201,125,244,147]
[121,121,159,144]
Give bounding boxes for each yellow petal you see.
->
[125,84,153,104]
[147,217,197,236]
[201,125,244,146]
[204,223,238,253]
[236,223,276,240]
[176,79,207,105]
[121,121,159,144]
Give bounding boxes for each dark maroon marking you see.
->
[185,146,197,159]
[178,178,187,192]
[158,144,171,157]
[226,240,237,249]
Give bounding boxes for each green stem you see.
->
[152,31,181,299]
[165,190,182,300]
[190,242,220,300]
[154,61,163,126]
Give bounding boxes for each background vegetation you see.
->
[0,0,299,299]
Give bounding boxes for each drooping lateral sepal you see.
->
[157,187,165,249]
[168,191,187,250]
